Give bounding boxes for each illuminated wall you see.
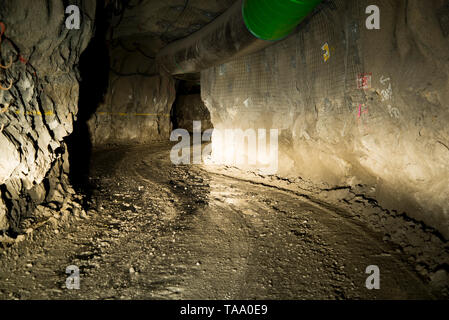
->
[201,0,449,238]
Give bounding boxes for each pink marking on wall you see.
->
[357,73,372,89]
[357,104,368,118]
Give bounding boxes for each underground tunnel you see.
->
[0,0,449,302]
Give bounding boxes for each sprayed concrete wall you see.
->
[201,0,449,239]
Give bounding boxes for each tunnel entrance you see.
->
[170,76,213,134]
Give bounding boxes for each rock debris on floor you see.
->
[0,144,440,299]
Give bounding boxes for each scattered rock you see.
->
[15,235,26,243]
[430,268,449,290]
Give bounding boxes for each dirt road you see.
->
[0,144,434,299]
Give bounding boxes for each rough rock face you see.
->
[85,0,239,146]
[109,0,237,43]
[87,73,175,145]
[0,0,95,233]
[201,0,449,240]
[85,27,176,146]
[171,94,212,133]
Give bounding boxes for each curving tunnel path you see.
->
[0,145,434,299]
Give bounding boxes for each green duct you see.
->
[242,0,323,41]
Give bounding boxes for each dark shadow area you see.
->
[170,78,207,132]
[66,5,111,199]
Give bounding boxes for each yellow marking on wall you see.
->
[0,104,9,114]
[3,110,168,117]
[11,110,54,116]
[321,42,331,62]
[96,112,170,117]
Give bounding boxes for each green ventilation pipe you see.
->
[242,0,323,41]
[157,0,323,75]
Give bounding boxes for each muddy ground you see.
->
[0,144,440,299]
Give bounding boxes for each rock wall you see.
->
[201,0,449,239]
[87,74,175,145]
[87,37,176,145]
[171,94,213,133]
[0,0,95,233]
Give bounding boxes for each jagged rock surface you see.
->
[0,0,96,234]
[172,94,213,133]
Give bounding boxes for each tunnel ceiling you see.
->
[109,0,238,53]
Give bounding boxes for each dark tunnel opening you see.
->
[170,77,212,134]
[65,5,111,200]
